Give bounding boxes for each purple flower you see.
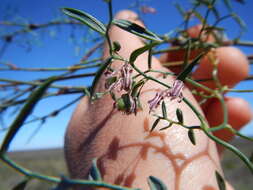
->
[104,62,133,92]
[148,80,184,112]
[128,96,138,115]
[148,90,168,113]
[169,79,184,102]
[120,63,133,91]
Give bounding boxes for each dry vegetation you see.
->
[0,138,252,190]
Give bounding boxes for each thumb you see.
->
[103,10,146,63]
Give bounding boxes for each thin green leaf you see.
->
[0,77,56,154]
[176,108,184,124]
[176,52,206,81]
[112,19,162,42]
[83,87,91,97]
[136,97,143,110]
[91,92,107,101]
[210,6,220,19]
[115,94,134,113]
[188,126,201,130]
[131,80,145,97]
[12,179,29,190]
[161,101,167,119]
[191,10,205,24]
[231,13,246,30]
[174,3,185,17]
[105,76,117,88]
[89,158,102,181]
[183,39,192,68]
[188,129,196,145]
[151,118,160,132]
[215,171,226,190]
[223,0,232,11]
[116,97,125,111]
[148,176,167,190]
[122,93,132,112]
[110,91,116,101]
[112,41,121,52]
[130,42,158,64]
[62,8,106,35]
[90,57,112,98]
[148,41,153,69]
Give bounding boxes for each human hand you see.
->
[64,10,251,190]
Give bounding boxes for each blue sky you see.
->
[0,0,252,151]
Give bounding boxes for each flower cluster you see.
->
[104,62,133,92]
[104,62,139,115]
[148,80,184,113]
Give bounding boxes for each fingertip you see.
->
[104,10,145,58]
[114,10,138,21]
[159,24,212,70]
[226,97,252,125]
[205,97,252,153]
[216,47,249,85]
[206,97,252,141]
[192,47,249,90]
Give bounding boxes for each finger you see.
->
[204,97,252,153]
[192,46,249,90]
[191,46,249,112]
[104,10,162,74]
[186,25,249,90]
[104,10,145,60]
[159,24,213,73]
[159,25,249,92]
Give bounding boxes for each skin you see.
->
[64,10,252,190]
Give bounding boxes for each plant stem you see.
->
[0,155,138,190]
[183,97,253,175]
[0,63,102,72]
[105,0,114,55]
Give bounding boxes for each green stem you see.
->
[105,0,114,55]
[219,95,228,125]
[0,77,57,154]
[233,40,253,47]
[130,63,171,89]
[229,127,253,142]
[0,73,95,90]
[0,62,102,72]
[144,69,214,94]
[0,89,84,109]
[148,41,153,69]
[154,115,200,130]
[0,155,139,190]
[207,125,226,132]
[227,89,253,93]
[183,97,253,175]
[185,78,213,94]
[198,0,216,39]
